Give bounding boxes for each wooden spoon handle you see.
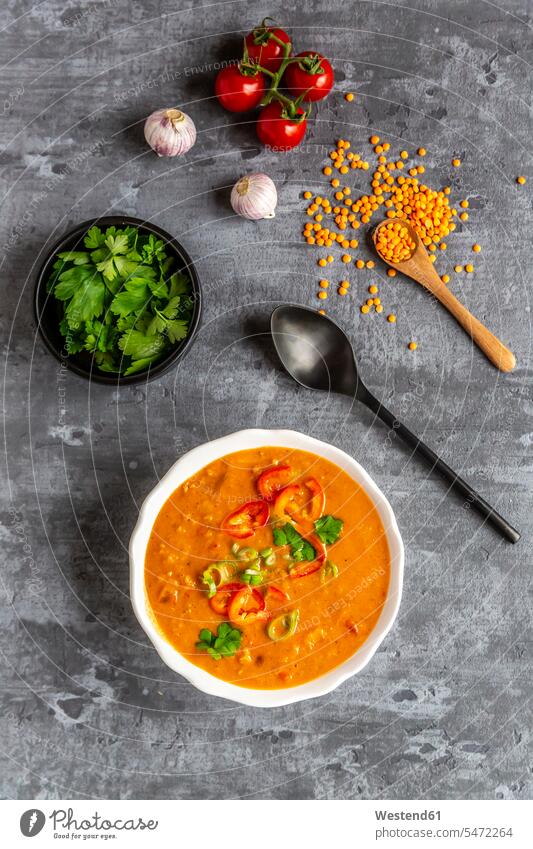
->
[428,282,516,372]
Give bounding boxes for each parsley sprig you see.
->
[195,623,242,660]
[314,515,343,545]
[273,523,316,561]
[48,225,193,376]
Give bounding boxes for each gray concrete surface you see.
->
[0,0,531,800]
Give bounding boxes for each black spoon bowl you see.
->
[271,304,520,544]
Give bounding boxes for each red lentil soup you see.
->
[145,447,390,689]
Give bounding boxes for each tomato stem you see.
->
[243,23,313,121]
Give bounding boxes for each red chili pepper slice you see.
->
[272,478,325,528]
[289,534,327,579]
[221,500,269,539]
[304,478,326,521]
[209,582,246,616]
[257,464,292,502]
[272,483,302,522]
[289,560,321,579]
[266,584,290,603]
[227,587,269,625]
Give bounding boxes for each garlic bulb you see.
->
[231,173,277,220]
[144,108,196,157]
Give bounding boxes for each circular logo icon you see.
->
[20,809,46,837]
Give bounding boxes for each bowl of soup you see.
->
[130,429,404,706]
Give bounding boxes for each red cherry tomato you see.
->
[284,51,334,102]
[221,500,269,539]
[215,64,266,112]
[256,101,307,151]
[257,464,292,502]
[209,582,246,616]
[227,587,269,625]
[245,24,291,71]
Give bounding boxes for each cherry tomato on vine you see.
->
[256,101,307,151]
[244,23,291,71]
[284,51,334,102]
[215,65,266,112]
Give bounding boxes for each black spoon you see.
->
[271,304,520,544]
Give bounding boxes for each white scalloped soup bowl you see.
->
[130,429,404,707]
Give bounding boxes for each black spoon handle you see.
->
[361,390,520,544]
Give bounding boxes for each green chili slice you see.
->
[201,562,235,598]
[321,560,339,583]
[237,547,258,562]
[267,609,300,642]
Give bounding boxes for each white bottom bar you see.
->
[3,799,531,848]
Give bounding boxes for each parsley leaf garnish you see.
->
[195,623,242,660]
[48,225,193,375]
[273,523,316,561]
[314,515,343,545]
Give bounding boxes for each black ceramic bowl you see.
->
[34,215,202,384]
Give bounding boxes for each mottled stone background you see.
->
[1,0,531,800]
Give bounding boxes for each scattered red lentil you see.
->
[301,136,487,348]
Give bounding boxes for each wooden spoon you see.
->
[372,218,516,372]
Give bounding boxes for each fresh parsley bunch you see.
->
[47,224,193,376]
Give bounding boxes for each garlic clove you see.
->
[144,108,197,157]
[231,173,278,220]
